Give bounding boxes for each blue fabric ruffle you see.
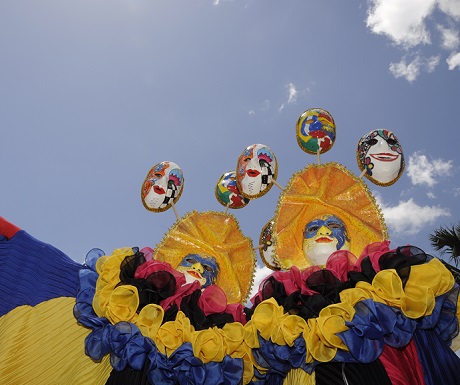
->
[0,230,82,317]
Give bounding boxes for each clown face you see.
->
[176,253,220,288]
[303,215,350,265]
[141,161,184,212]
[357,129,404,186]
[236,144,277,198]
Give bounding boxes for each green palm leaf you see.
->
[430,223,460,265]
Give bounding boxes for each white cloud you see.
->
[366,0,436,48]
[389,55,440,82]
[427,191,436,199]
[438,0,460,20]
[365,0,460,80]
[279,82,298,112]
[377,197,450,235]
[248,109,255,116]
[407,151,453,186]
[437,25,460,50]
[447,51,460,69]
[454,187,460,197]
[287,82,298,103]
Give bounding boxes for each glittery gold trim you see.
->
[273,162,388,270]
[153,210,257,304]
[258,219,280,271]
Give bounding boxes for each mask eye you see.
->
[327,222,342,229]
[186,258,197,264]
[203,265,214,272]
[387,138,397,146]
[306,225,320,233]
[366,138,378,146]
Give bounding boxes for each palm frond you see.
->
[430,222,460,265]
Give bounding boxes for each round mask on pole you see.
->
[357,129,405,186]
[141,161,184,212]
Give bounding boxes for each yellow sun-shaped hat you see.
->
[273,162,388,270]
[153,210,257,304]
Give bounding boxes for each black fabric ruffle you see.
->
[315,360,392,385]
[117,252,236,331]
[246,245,434,323]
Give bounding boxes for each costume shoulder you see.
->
[0,216,83,316]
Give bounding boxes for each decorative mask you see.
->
[141,161,184,212]
[176,253,220,288]
[273,163,388,270]
[236,144,278,199]
[303,214,350,265]
[259,219,280,270]
[215,171,250,209]
[296,108,336,155]
[357,129,404,186]
[153,211,257,304]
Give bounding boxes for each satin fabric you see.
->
[379,341,426,385]
[75,245,460,384]
[413,329,460,385]
[2,223,459,385]
[0,297,112,384]
[0,229,83,316]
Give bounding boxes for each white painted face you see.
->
[302,215,350,265]
[241,154,263,195]
[357,129,404,186]
[236,144,277,198]
[141,161,184,212]
[144,174,169,209]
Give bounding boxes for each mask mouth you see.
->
[370,153,399,162]
[187,270,202,279]
[153,186,166,194]
[247,169,260,177]
[315,237,333,243]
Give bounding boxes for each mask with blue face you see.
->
[176,253,220,288]
[304,215,349,250]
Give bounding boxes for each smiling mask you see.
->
[357,129,404,186]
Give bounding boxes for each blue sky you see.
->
[1,0,459,290]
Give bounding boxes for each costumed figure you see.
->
[1,108,460,385]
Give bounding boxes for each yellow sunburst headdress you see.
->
[153,210,257,304]
[273,162,388,270]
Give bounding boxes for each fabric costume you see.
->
[3,108,456,384]
[1,215,460,385]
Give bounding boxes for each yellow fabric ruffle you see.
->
[93,247,134,317]
[0,297,112,385]
[92,247,458,381]
[283,368,315,385]
[340,258,454,319]
[138,303,165,339]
